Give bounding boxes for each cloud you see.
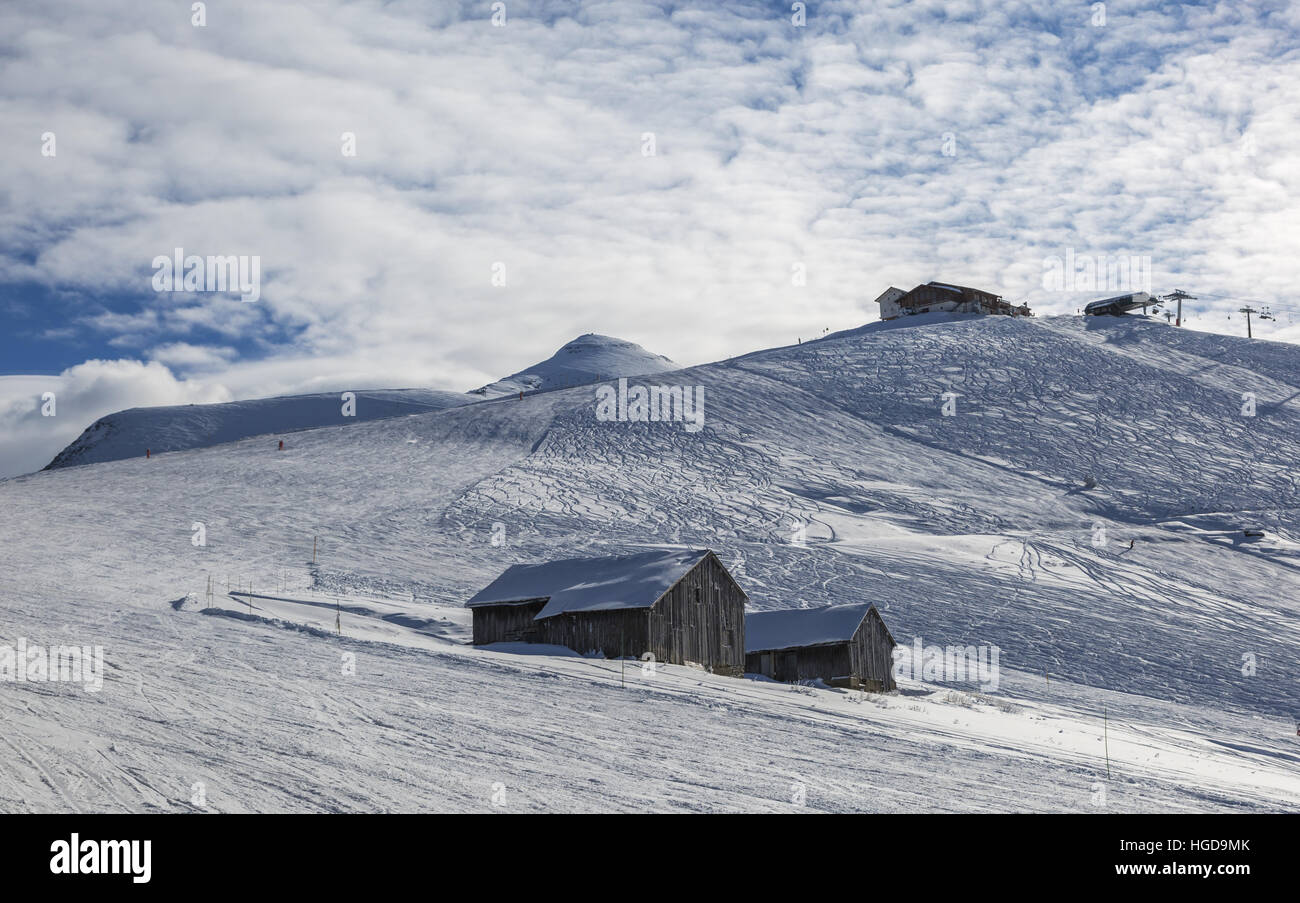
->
[1,0,1298,474]
[144,342,239,370]
[0,359,230,478]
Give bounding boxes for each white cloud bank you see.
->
[1,0,1299,476]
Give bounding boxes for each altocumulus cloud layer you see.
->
[0,0,1298,477]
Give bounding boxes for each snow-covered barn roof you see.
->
[466,548,712,620]
[744,602,880,653]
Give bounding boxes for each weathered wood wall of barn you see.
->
[746,644,853,684]
[643,552,746,675]
[471,600,547,645]
[531,558,746,673]
[533,608,651,662]
[848,607,897,691]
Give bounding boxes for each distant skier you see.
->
[146,448,150,459]
[278,439,284,451]
[519,391,523,401]
[1128,539,1135,551]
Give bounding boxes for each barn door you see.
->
[777,652,798,682]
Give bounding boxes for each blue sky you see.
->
[1,0,1298,476]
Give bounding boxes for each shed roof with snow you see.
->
[466,548,711,621]
[745,602,885,653]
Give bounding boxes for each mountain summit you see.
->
[469,333,676,398]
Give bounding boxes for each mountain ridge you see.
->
[42,332,677,470]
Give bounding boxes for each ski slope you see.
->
[1,313,1298,812]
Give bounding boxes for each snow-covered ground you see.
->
[1,314,1298,812]
[43,388,471,470]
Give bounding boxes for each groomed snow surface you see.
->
[2,314,1298,812]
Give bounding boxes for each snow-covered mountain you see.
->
[3,313,1299,812]
[42,334,674,471]
[469,333,675,398]
[43,388,471,470]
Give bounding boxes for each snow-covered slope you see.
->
[3,314,1298,812]
[469,333,675,398]
[43,333,672,471]
[43,388,471,470]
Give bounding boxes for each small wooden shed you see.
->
[466,548,747,675]
[745,603,896,691]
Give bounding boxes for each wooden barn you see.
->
[745,603,897,691]
[466,548,747,675]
